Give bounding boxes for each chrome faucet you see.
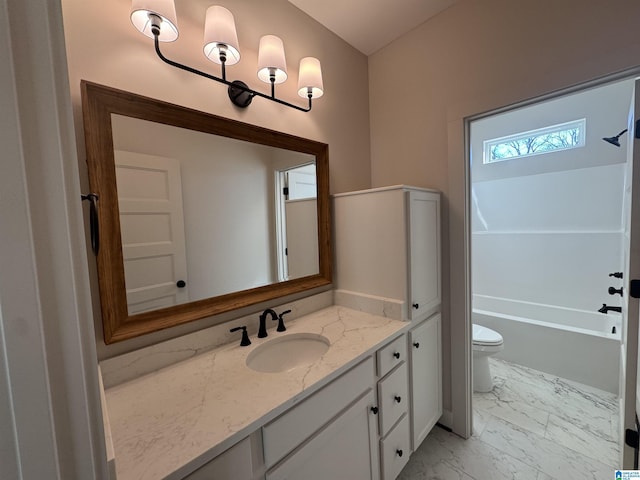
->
[258,308,278,338]
[598,304,621,314]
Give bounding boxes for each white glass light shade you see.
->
[203,6,240,65]
[257,35,288,84]
[297,57,324,99]
[130,0,178,42]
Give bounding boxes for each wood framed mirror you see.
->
[81,81,331,344]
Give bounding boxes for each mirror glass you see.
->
[81,81,331,344]
[112,115,318,315]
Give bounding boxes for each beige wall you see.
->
[60,0,370,356]
[369,0,640,425]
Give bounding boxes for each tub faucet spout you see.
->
[598,304,621,314]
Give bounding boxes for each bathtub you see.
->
[472,294,621,393]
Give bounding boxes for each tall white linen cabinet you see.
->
[333,185,443,467]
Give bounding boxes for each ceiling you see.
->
[287,0,458,56]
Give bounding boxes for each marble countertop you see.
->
[104,305,409,480]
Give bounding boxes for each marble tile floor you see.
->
[398,358,620,480]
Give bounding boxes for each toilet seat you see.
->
[472,324,503,346]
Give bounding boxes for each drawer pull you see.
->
[396,449,403,457]
[413,342,420,348]
[371,406,379,415]
[393,352,400,359]
[412,303,419,309]
[394,395,402,403]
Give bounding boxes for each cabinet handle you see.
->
[396,449,403,457]
[413,342,420,348]
[412,303,419,309]
[176,280,186,288]
[394,395,402,403]
[393,352,400,359]
[370,406,379,415]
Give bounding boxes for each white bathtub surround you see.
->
[333,288,405,320]
[473,294,620,393]
[100,290,333,388]
[400,358,618,479]
[103,306,408,480]
[471,159,626,314]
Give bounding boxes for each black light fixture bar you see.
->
[150,25,313,112]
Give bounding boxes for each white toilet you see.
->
[472,324,504,393]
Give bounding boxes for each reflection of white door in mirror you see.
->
[276,164,318,280]
[285,198,319,279]
[115,150,189,314]
[287,165,317,199]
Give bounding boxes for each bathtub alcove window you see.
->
[483,118,586,164]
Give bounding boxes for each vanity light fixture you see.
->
[130,1,324,112]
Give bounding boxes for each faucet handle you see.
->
[277,309,291,332]
[230,326,251,346]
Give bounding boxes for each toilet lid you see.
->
[473,324,503,345]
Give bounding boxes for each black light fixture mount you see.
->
[131,3,324,113]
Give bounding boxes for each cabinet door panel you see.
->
[407,191,440,320]
[263,357,374,467]
[266,391,379,480]
[183,437,253,480]
[409,313,442,449]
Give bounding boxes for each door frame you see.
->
[0,0,107,478]
[451,66,640,440]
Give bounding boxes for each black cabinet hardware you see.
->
[370,406,379,415]
[394,395,402,403]
[412,303,419,309]
[176,280,186,288]
[413,342,420,348]
[393,352,400,359]
[609,272,623,279]
[396,449,403,457]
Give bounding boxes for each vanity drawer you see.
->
[380,414,411,480]
[263,356,375,468]
[377,362,408,436]
[377,334,406,378]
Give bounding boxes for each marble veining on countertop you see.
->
[104,305,409,480]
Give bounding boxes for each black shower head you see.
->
[603,128,628,147]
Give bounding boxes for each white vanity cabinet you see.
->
[375,334,411,480]
[263,357,380,480]
[408,313,442,450]
[182,434,261,480]
[265,390,379,480]
[333,186,441,321]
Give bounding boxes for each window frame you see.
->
[483,118,586,164]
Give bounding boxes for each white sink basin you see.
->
[246,333,330,373]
